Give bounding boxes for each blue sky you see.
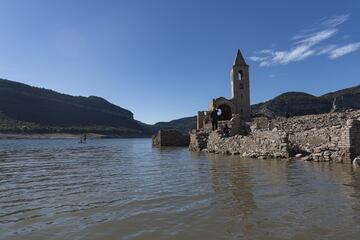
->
[0,0,359,124]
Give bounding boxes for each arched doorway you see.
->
[217,104,232,121]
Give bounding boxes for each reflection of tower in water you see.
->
[208,154,257,235]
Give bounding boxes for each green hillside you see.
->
[0,79,152,136]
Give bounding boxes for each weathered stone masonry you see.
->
[339,119,360,163]
[189,110,360,163]
[206,130,289,159]
[152,130,190,147]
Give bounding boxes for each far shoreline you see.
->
[0,133,152,140]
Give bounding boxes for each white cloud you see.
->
[317,44,337,55]
[272,45,315,64]
[329,42,360,59]
[291,14,349,40]
[294,29,337,46]
[249,56,268,62]
[250,14,357,66]
[323,13,351,28]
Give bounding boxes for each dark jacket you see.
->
[210,109,218,121]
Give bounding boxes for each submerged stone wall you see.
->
[152,130,190,147]
[204,130,289,159]
[189,110,360,163]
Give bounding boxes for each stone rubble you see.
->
[189,110,360,163]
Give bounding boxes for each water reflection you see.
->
[208,154,257,237]
[0,139,360,240]
[207,155,360,239]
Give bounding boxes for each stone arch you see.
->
[209,97,235,120]
[217,103,232,121]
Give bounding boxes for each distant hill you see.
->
[153,116,197,134]
[2,78,359,136]
[321,85,360,110]
[0,79,152,136]
[156,84,360,133]
[252,85,360,117]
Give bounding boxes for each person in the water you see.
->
[79,134,87,143]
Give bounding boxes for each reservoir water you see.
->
[0,138,360,239]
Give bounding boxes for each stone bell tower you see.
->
[230,49,250,120]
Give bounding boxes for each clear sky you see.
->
[0,0,359,124]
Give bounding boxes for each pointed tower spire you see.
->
[233,49,246,66]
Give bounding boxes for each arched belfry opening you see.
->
[238,70,243,81]
[217,104,232,121]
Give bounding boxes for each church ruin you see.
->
[197,49,251,130]
[154,48,360,164]
[190,50,360,163]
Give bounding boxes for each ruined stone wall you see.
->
[189,110,360,163]
[188,130,210,151]
[288,126,343,162]
[252,110,360,133]
[339,119,360,163]
[197,111,205,130]
[152,130,190,147]
[191,129,289,159]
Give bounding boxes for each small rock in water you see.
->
[295,153,302,158]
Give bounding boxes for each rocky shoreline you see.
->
[189,110,360,164]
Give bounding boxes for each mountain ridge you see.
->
[1,78,359,136]
[251,84,360,117]
[0,78,151,136]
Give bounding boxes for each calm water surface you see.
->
[0,139,360,240]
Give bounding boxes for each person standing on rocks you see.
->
[210,108,219,131]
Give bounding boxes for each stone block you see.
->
[152,130,190,147]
